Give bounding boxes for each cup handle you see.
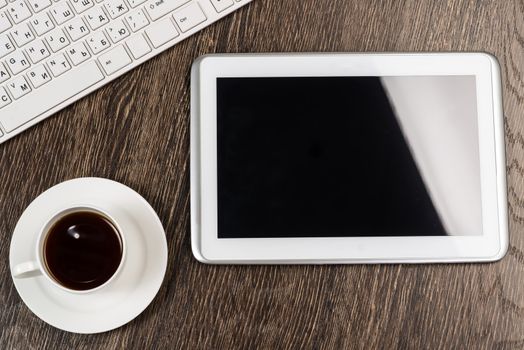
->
[12,261,41,278]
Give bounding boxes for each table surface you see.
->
[1,0,524,348]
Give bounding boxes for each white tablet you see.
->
[190,53,508,264]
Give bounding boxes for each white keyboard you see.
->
[0,0,252,144]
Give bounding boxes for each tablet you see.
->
[190,53,508,264]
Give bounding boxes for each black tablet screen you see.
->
[216,76,481,238]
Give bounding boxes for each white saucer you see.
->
[9,178,168,334]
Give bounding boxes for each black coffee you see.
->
[44,211,123,291]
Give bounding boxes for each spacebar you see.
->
[0,62,105,133]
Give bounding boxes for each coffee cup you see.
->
[12,205,126,294]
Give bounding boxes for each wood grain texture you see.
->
[1,0,524,348]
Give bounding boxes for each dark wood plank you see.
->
[1,0,524,349]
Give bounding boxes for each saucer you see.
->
[9,178,168,334]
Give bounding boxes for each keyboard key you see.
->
[145,0,189,21]
[125,9,148,32]
[45,29,69,52]
[0,11,12,33]
[5,50,30,74]
[145,18,178,48]
[27,0,52,13]
[27,64,51,88]
[6,75,31,99]
[128,0,147,8]
[0,33,14,58]
[26,39,50,63]
[105,19,129,43]
[31,12,55,36]
[66,41,90,65]
[126,33,150,59]
[6,0,32,24]
[11,22,35,47]
[47,53,71,76]
[209,0,233,12]
[98,44,131,75]
[0,87,11,108]
[70,0,94,13]
[0,61,104,132]
[65,17,90,41]
[50,2,75,24]
[104,0,128,18]
[173,3,207,32]
[0,62,9,83]
[86,30,110,53]
[84,6,109,30]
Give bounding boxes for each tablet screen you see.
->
[216,76,482,238]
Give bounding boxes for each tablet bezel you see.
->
[191,53,508,264]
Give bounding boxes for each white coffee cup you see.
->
[12,205,126,294]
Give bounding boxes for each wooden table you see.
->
[1,0,523,348]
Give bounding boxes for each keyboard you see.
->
[0,0,252,144]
